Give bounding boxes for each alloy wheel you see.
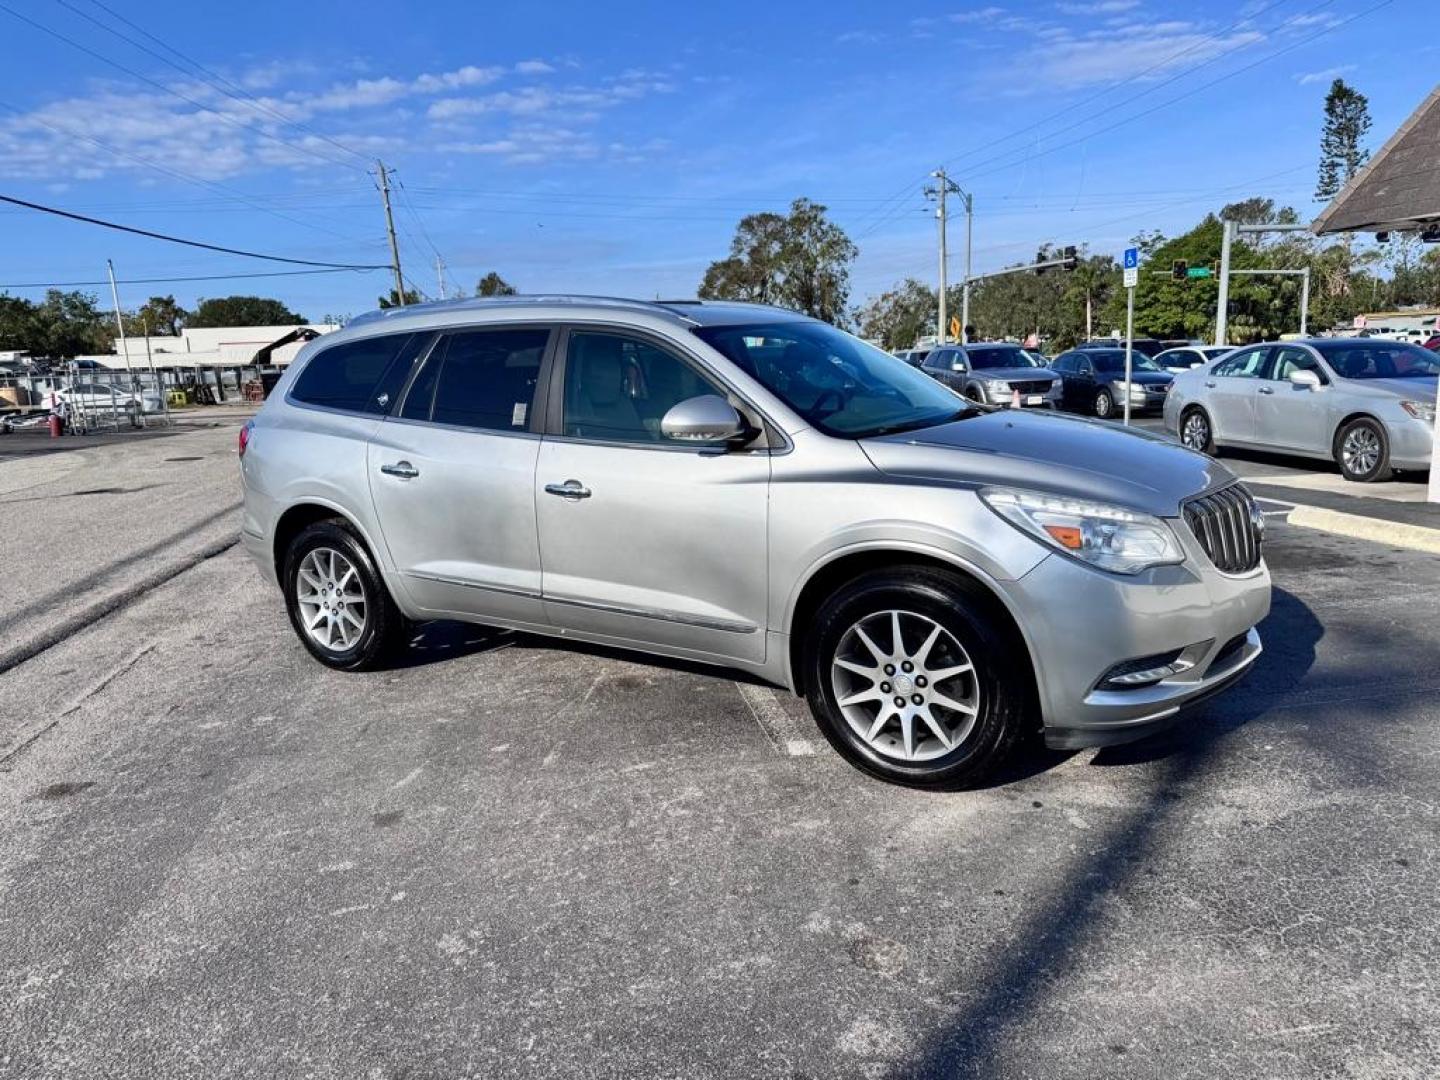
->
[1341,426,1381,477]
[1181,411,1209,451]
[829,609,981,763]
[1095,391,1112,418]
[295,547,368,652]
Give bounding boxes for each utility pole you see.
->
[376,160,406,307]
[961,189,973,342]
[925,169,965,343]
[105,259,136,403]
[435,256,448,301]
[1214,218,1233,346]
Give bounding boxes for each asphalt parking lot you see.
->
[2,410,1439,1078]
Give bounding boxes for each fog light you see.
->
[1098,649,1195,690]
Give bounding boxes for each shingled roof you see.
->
[1313,83,1440,235]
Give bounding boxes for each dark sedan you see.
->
[1051,348,1173,418]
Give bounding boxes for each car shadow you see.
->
[1217,445,1430,483]
[885,585,1323,1076]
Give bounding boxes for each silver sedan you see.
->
[1164,338,1437,482]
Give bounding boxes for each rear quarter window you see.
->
[290,333,418,413]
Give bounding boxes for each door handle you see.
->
[544,480,591,500]
[380,460,419,479]
[1204,381,1217,388]
[1257,386,1275,395]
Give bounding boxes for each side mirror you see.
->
[660,394,747,443]
[1288,368,1322,389]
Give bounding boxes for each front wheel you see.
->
[1335,417,1391,482]
[283,519,404,670]
[1093,388,1114,418]
[1179,406,1215,455]
[804,568,1030,788]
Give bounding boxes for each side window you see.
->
[1272,347,1326,383]
[563,331,726,444]
[922,349,950,371]
[1213,347,1269,379]
[1052,354,1073,373]
[410,328,548,431]
[291,333,417,413]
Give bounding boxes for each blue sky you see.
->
[0,0,1432,322]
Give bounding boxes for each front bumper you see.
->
[1386,414,1434,470]
[1004,537,1271,749]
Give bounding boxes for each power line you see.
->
[0,192,390,268]
[0,266,379,289]
[0,2,363,174]
[71,0,371,167]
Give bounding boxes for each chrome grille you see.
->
[1008,379,1053,394]
[1182,484,1263,574]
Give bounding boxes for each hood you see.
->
[1104,370,1172,386]
[861,408,1233,518]
[970,367,1057,382]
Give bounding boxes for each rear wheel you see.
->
[1335,417,1391,482]
[1093,388,1114,418]
[1179,406,1215,455]
[283,519,404,670]
[804,567,1029,788]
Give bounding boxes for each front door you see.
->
[368,326,553,625]
[1259,346,1330,452]
[535,328,770,665]
[1204,345,1271,443]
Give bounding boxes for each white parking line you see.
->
[734,681,817,758]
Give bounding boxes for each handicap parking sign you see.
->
[1123,247,1138,269]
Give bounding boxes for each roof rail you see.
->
[346,293,697,329]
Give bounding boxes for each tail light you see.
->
[238,420,253,458]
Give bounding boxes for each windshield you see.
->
[966,346,1036,370]
[693,321,975,438]
[1090,350,1163,373]
[1315,340,1440,379]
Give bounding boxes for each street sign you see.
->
[1186,266,1213,279]
[1123,266,1138,288]
[1123,247,1138,270]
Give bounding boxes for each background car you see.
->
[1155,344,1235,373]
[918,342,1060,407]
[1164,337,1438,482]
[55,382,159,424]
[1077,337,1166,359]
[1050,348,1173,417]
[896,346,934,368]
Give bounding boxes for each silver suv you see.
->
[240,297,1270,787]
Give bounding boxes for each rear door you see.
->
[1259,345,1330,452]
[367,325,554,625]
[1203,345,1271,443]
[534,327,770,665]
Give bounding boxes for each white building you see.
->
[79,323,338,371]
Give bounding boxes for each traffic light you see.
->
[1061,245,1078,270]
[1172,259,1188,281]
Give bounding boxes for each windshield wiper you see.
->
[860,407,978,438]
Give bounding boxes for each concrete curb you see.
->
[1284,501,1440,555]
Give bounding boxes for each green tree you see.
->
[855,278,937,349]
[134,294,188,336]
[699,198,858,324]
[1316,78,1371,201]
[189,296,306,327]
[476,272,517,297]
[30,290,113,357]
[378,287,422,309]
[0,294,36,353]
[957,246,1114,349]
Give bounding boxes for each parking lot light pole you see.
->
[1123,284,1134,426]
[1215,219,1234,346]
[106,259,137,425]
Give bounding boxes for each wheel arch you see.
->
[783,546,1040,707]
[272,499,383,582]
[1330,410,1385,457]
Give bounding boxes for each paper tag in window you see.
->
[512,402,527,427]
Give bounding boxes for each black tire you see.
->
[803,567,1031,789]
[282,518,404,671]
[1334,416,1391,483]
[964,387,985,404]
[1179,406,1216,455]
[1093,388,1114,418]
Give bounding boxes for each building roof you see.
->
[1313,83,1440,235]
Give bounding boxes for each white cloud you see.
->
[1056,0,1140,13]
[1034,24,1265,88]
[948,7,1007,23]
[1296,64,1355,85]
[514,59,555,75]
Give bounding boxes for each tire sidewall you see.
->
[283,520,393,670]
[804,570,1024,788]
[1336,418,1389,482]
[1181,406,1214,454]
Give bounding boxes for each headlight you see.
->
[1127,383,1147,398]
[983,379,1010,397]
[980,487,1185,575]
[1400,399,1435,423]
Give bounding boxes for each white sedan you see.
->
[55,382,163,423]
